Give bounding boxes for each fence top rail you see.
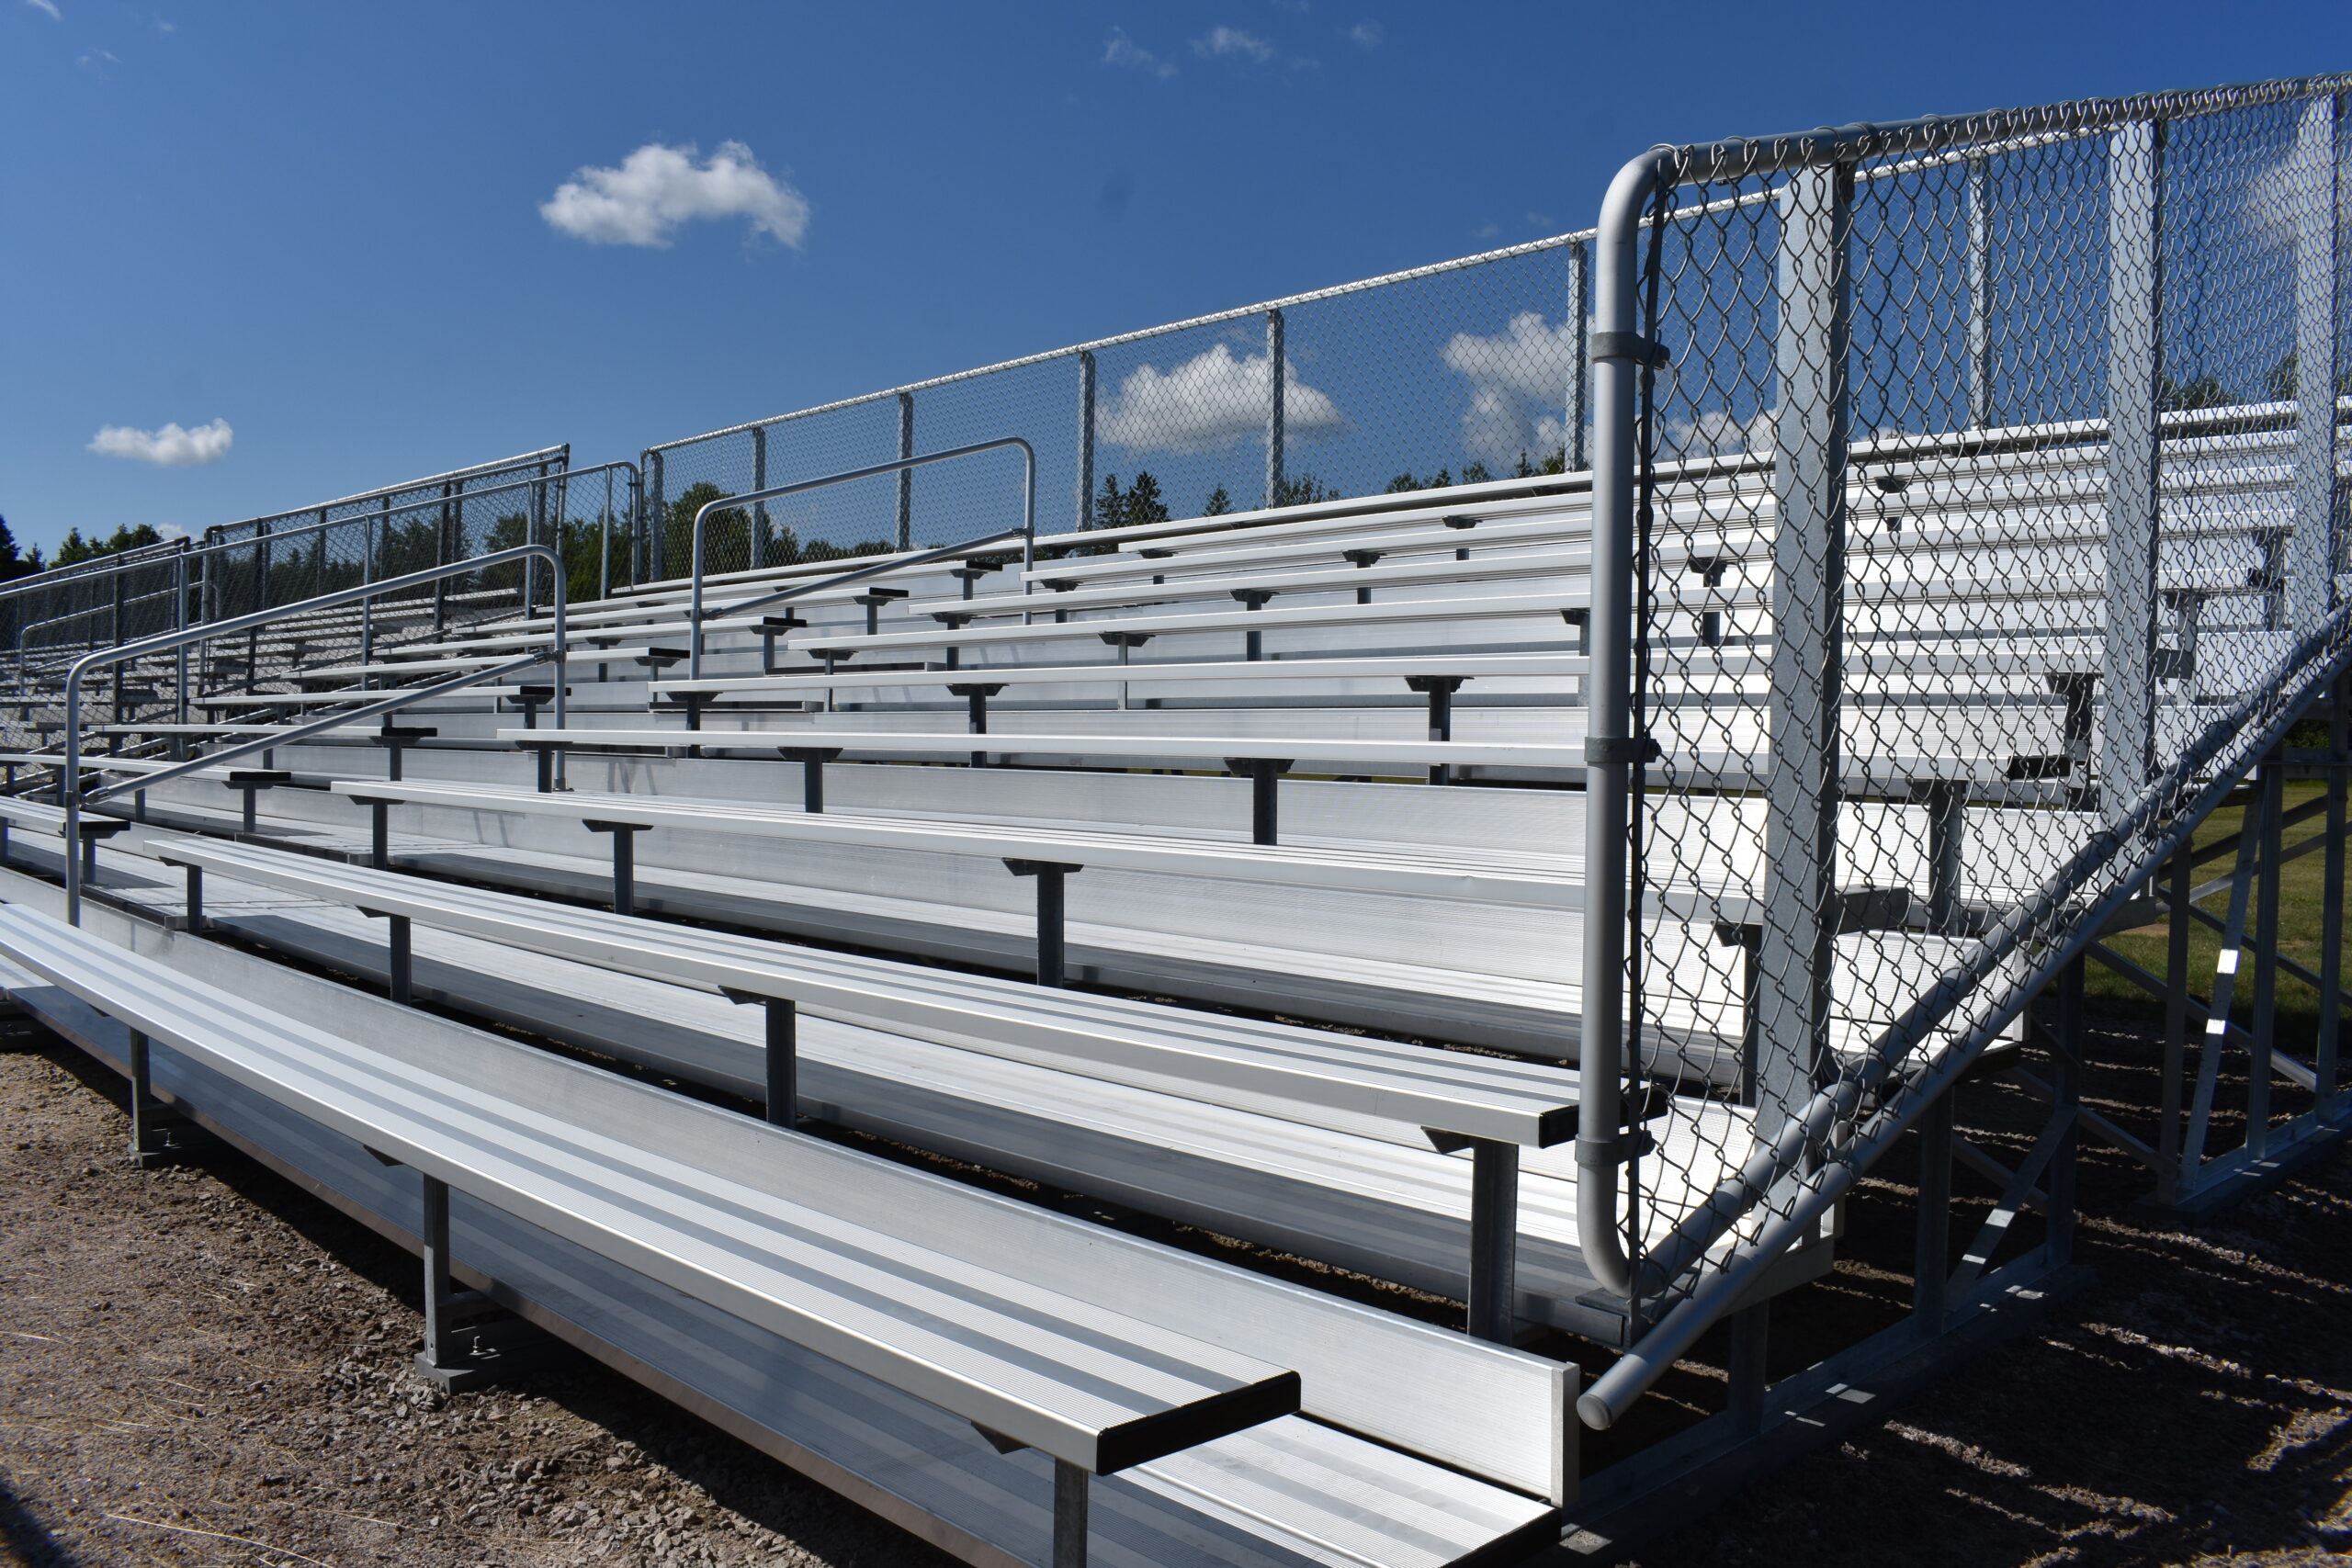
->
[193,458,640,560]
[641,234,1604,460]
[1639,72,2352,186]
[204,444,573,543]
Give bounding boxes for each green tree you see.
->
[2265,352,2352,403]
[1514,447,1568,478]
[1091,470,1169,528]
[0,516,38,582]
[1272,472,1337,507]
[2157,372,2233,412]
[1091,473,1125,529]
[53,523,164,568]
[1125,470,1170,525]
[1202,485,1233,516]
[1382,469,1453,494]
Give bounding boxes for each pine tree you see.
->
[1272,472,1337,507]
[1092,473,1127,529]
[0,515,28,581]
[1125,470,1170,525]
[1203,486,1233,516]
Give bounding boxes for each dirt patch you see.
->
[5,1008,2351,1568]
[1627,1010,2352,1568]
[0,1034,954,1568]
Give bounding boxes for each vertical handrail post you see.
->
[1756,160,1853,1139]
[1264,308,1286,507]
[1076,350,1098,531]
[1966,153,1995,430]
[1565,239,1591,472]
[1573,150,1664,1303]
[897,391,916,550]
[2102,118,2166,820]
[752,424,770,571]
[2290,93,2343,635]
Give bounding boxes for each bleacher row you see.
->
[0,403,2333,1566]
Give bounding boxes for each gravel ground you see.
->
[4,1010,2349,1568]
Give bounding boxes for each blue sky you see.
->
[3,0,2346,555]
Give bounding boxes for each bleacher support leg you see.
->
[536,746,554,795]
[764,998,797,1127]
[240,786,258,835]
[1912,1087,1953,1335]
[1922,782,1967,934]
[584,821,642,917]
[2155,836,2192,1204]
[1466,1138,1519,1343]
[2048,955,2083,1269]
[778,748,840,814]
[1408,675,1468,786]
[1725,1300,1770,1438]
[414,1172,480,1387]
[1005,860,1082,987]
[1224,759,1289,846]
[126,1029,164,1168]
[183,863,205,933]
[79,827,99,885]
[1052,1459,1090,1568]
[2247,751,2285,1159]
[389,915,413,1006]
[370,801,390,870]
[2321,674,2347,1108]
[948,682,1002,768]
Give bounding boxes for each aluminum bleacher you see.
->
[2,73,2347,1568]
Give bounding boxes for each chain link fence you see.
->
[638,231,1602,583]
[1578,77,2352,1410]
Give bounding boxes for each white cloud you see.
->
[1344,18,1382,47]
[1100,343,1343,454]
[1102,27,1176,76]
[25,0,61,19]
[2244,139,2352,254]
[540,141,808,250]
[1664,407,1777,458]
[1442,311,1581,462]
[87,418,233,467]
[1194,25,1275,62]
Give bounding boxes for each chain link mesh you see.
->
[1613,80,2352,1318]
[639,231,1600,579]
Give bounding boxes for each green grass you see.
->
[2090,778,2348,1056]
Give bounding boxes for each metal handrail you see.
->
[62,544,565,923]
[685,437,1035,680]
